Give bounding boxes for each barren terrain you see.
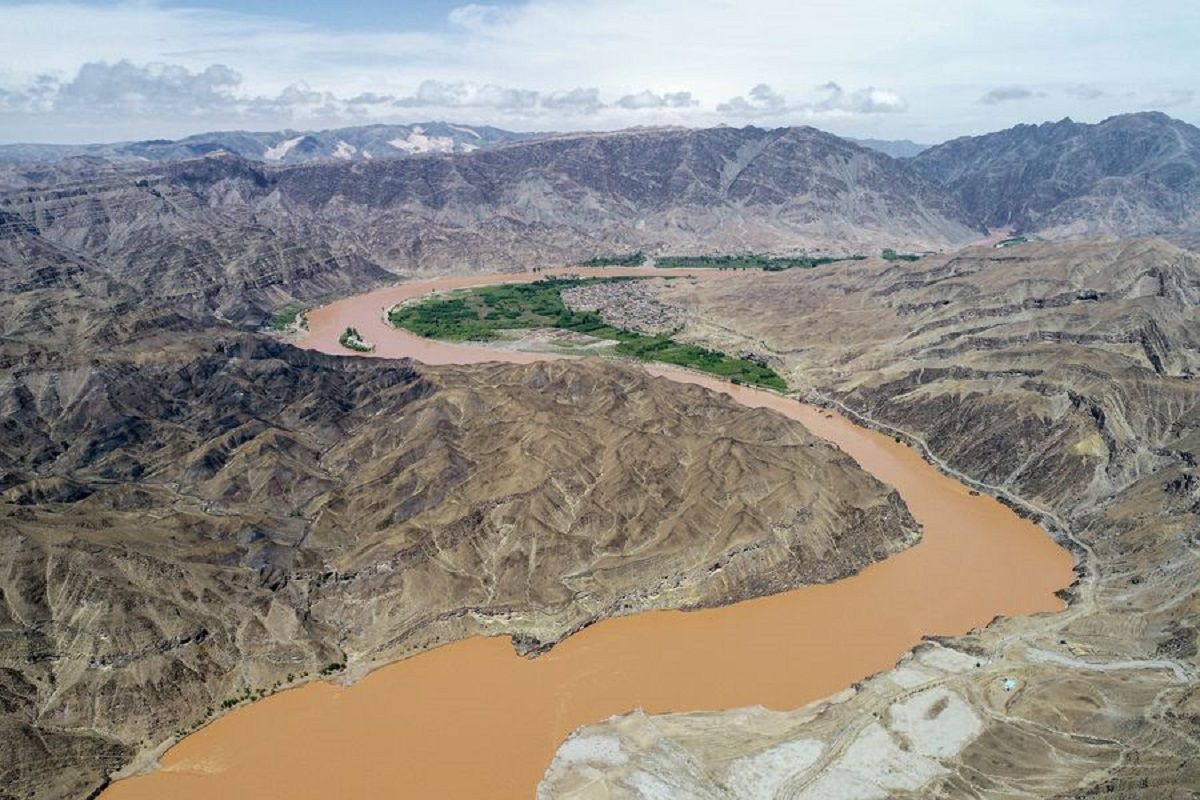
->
[542,239,1200,797]
[0,330,917,798]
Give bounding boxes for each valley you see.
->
[1,111,1198,800]
[545,239,1200,797]
[386,276,787,389]
[96,270,1072,799]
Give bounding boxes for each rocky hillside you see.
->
[914,112,1200,239]
[0,122,536,166]
[553,239,1200,798]
[661,238,1199,510]
[0,126,984,289]
[0,171,922,798]
[0,328,917,799]
[266,125,982,261]
[0,166,395,328]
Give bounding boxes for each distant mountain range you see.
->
[913,111,1200,238]
[0,125,982,328]
[0,122,936,166]
[0,122,538,165]
[850,137,931,158]
[3,112,1200,329]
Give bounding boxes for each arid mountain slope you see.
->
[0,324,917,799]
[545,239,1200,798]
[0,167,395,327]
[662,238,1199,509]
[264,125,981,263]
[0,126,983,291]
[914,112,1200,239]
[0,122,535,166]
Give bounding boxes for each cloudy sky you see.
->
[1,0,1197,144]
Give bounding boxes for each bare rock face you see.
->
[914,112,1200,239]
[564,239,1200,798]
[263,126,982,263]
[0,167,395,328]
[0,329,917,800]
[0,125,983,297]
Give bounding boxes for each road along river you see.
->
[102,267,1075,800]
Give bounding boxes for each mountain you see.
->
[0,126,984,295]
[850,137,931,158]
[261,125,982,259]
[0,163,394,328]
[914,111,1200,238]
[545,238,1200,798]
[0,327,917,799]
[0,122,539,166]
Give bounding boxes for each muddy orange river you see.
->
[103,268,1074,800]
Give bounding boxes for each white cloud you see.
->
[0,61,695,136]
[395,80,539,110]
[717,84,788,116]
[53,61,241,113]
[716,82,908,117]
[0,60,377,134]
[392,80,605,114]
[0,0,1197,142]
[541,87,605,113]
[447,3,515,31]
[615,90,697,109]
[809,82,908,114]
[346,92,395,106]
[979,86,1042,105]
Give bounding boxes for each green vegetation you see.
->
[995,236,1029,248]
[576,251,646,267]
[654,253,864,271]
[881,248,922,262]
[388,278,787,391]
[338,326,374,352]
[270,304,305,330]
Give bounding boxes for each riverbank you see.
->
[101,269,1074,800]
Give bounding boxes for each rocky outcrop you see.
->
[0,330,918,800]
[558,238,1200,798]
[913,112,1200,239]
[0,126,984,294]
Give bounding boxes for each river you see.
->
[102,267,1074,799]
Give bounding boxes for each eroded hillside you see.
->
[0,325,917,798]
[914,112,1200,240]
[543,239,1200,797]
[0,125,983,294]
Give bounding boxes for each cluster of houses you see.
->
[561,281,683,336]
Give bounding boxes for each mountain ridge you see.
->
[0,122,540,165]
[913,111,1200,238]
[0,124,985,293]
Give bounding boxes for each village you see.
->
[560,279,684,336]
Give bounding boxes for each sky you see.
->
[0,0,1197,145]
